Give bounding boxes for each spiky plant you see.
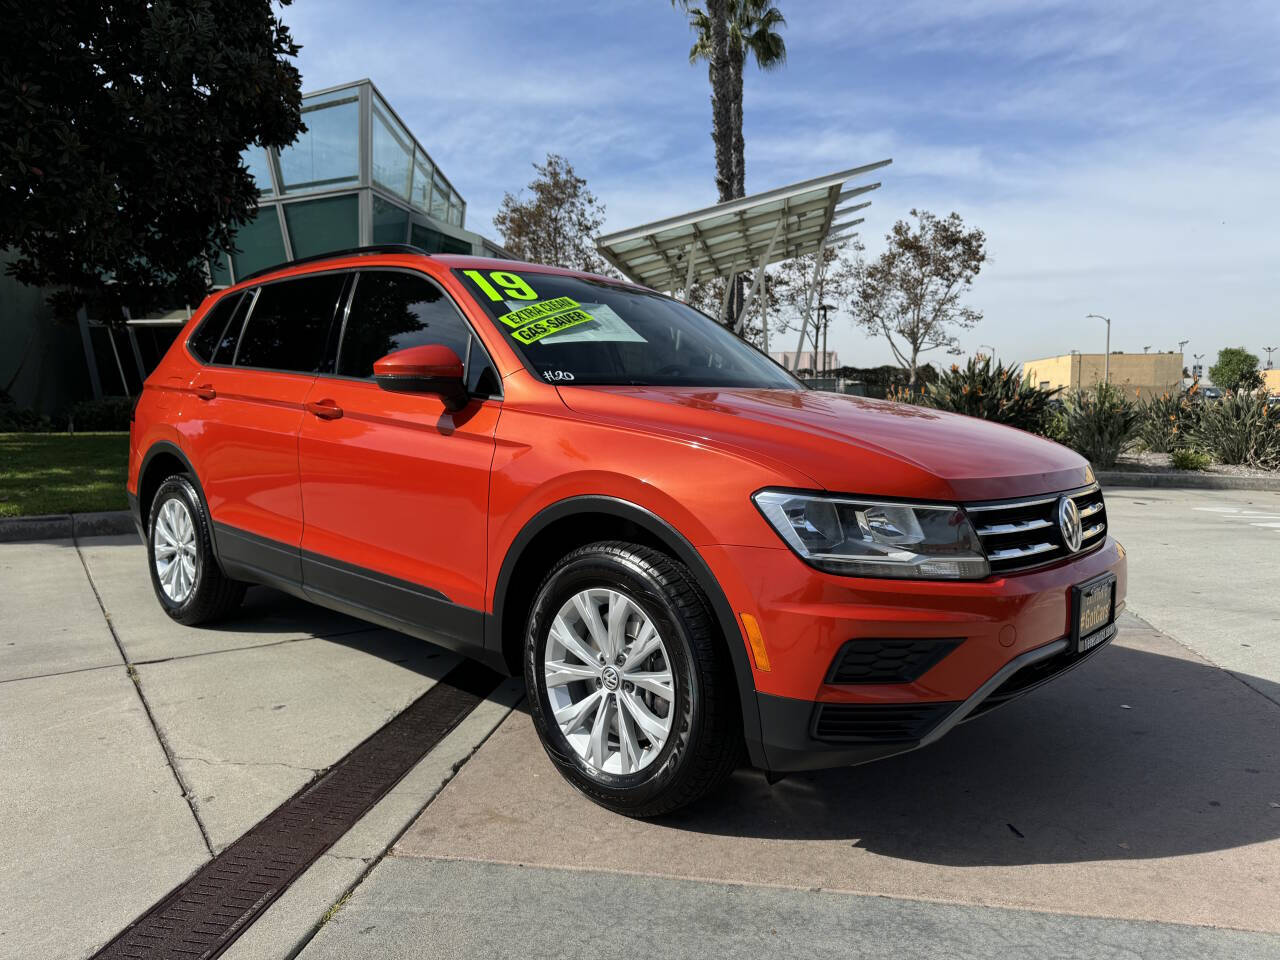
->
[1191,390,1280,468]
[1137,390,1198,453]
[919,356,1059,434]
[1060,381,1143,468]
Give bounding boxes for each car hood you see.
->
[557,386,1092,503]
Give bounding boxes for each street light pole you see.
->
[1086,314,1111,383]
[979,344,997,362]
[1265,346,1277,370]
[1193,353,1205,381]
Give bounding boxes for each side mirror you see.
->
[372,344,469,411]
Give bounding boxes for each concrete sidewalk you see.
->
[0,533,517,960]
[298,613,1280,958]
[4,487,1279,960]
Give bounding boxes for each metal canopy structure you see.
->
[595,160,890,359]
[595,158,890,298]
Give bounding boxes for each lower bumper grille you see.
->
[812,701,957,743]
[826,637,963,684]
[967,622,1117,719]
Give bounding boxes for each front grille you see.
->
[812,701,957,743]
[967,483,1107,574]
[826,638,963,684]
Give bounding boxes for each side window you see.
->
[336,271,472,379]
[187,292,241,364]
[234,272,346,373]
[211,292,254,364]
[465,339,501,397]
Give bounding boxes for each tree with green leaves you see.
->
[1208,347,1263,392]
[0,0,304,318]
[493,154,612,275]
[850,210,988,386]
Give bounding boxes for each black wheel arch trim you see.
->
[137,441,222,565]
[489,494,766,766]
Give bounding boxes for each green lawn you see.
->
[0,432,130,518]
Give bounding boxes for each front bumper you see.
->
[757,620,1117,771]
[698,536,1127,771]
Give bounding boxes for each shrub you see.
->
[66,396,135,432]
[1170,448,1210,470]
[1060,381,1142,468]
[0,391,64,432]
[1137,390,1198,453]
[1191,390,1280,468]
[919,357,1060,433]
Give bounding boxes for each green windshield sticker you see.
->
[496,296,582,329]
[510,309,595,344]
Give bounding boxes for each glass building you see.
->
[209,78,508,286]
[1,80,511,414]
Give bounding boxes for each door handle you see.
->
[306,399,343,420]
[195,384,216,400]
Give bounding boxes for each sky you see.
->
[283,0,1280,370]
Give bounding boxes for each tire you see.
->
[146,474,245,625]
[524,541,742,817]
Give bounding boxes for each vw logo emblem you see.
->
[1058,496,1083,553]
[601,665,621,691]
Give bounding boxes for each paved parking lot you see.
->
[2,486,1278,959]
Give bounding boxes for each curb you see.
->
[1096,470,1280,492]
[0,510,138,544]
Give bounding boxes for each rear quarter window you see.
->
[234,272,347,373]
[187,292,243,364]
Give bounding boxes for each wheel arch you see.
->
[137,441,222,565]
[489,495,765,765]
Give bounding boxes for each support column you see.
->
[77,307,103,401]
[788,237,828,372]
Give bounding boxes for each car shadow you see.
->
[659,642,1280,867]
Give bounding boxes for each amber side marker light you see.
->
[740,612,771,672]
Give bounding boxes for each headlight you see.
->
[753,490,989,579]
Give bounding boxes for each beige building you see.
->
[1022,352,1184,398]
[1263,368,1280,395]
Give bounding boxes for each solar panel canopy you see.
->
[595,159,891,293]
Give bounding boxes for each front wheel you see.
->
[146,474,245,625]
[524,541,742,817]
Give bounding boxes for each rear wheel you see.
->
[524,541,742,817]
[147,475,245,625]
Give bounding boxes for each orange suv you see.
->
[129,245,1126,816]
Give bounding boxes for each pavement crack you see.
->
[174,755,323,775]
[71,533,217,859]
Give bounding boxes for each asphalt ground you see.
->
[2,486,1277,959]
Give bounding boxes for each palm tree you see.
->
[672,0,734,203]
[686,0,787,200]
[681,1,786,323]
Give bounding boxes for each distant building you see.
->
[1022,352,1184,398]
[210,78,509,289]
[1263,368,1280,395]
[1,79,509,415]
[770,350,839,372]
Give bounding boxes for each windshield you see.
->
[453,267,802,389]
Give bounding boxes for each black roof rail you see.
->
[236,244,430,284]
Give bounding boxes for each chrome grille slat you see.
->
[968,483,1107,574]
[986,541,1058,561]
[976,518,1054,536]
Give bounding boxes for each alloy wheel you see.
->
[153,497,198,603]
[543,588,675,775]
